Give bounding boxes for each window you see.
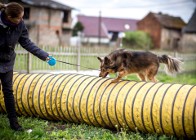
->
[23,7,30,20]
[62,10,69,23]
[110,32,118,41]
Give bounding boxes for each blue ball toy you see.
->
[48,56,56,66]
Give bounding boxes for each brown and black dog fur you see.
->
[97,49,182,83]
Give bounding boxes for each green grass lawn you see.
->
[0,114,179,140]
[110,72,196,85]
[0,73,195,140]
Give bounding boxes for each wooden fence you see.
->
[14,46,114,73]
[14,46,196,74]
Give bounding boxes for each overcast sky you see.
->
[54,0,195,23]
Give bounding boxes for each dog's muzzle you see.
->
[99,72,108,78]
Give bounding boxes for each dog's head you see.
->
[97,56,116,78]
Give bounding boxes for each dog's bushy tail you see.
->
[158,55,182,74]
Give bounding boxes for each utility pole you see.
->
[98,11,101,46]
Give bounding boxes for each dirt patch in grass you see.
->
[46,121,72,131]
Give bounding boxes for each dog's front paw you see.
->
[111,79,119,83]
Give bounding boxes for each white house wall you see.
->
[82,37,110,44]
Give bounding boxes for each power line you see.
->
[118,0,192,8]
[77,0,193,9]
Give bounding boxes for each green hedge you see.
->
[123,31,153,50]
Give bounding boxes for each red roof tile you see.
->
[77,15,138,38]
[152,12,186,29]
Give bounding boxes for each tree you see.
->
[72,21,84,36]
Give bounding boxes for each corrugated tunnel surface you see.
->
[0,73,195,138]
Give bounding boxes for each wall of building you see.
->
[82,37,110,44]
[29,7,62,46]
[61,10,73,46]
[27,7,71,47]
[61,29,72,46]
[137,14,161,49]
[161,28,181,50]
[181,34,196,53]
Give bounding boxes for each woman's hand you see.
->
[46,56,56,66]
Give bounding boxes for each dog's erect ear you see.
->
[104,56,111,64]
[97,57,103,62]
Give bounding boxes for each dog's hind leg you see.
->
[138,73,146,81]
[147,68,158,82]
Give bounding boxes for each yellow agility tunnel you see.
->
[0,73,195,138]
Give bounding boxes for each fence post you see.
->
[27,52,32,73]
[77,32,81,72]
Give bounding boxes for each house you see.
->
[8,0,74,46]
[181,9,196,53]
[137,12,186,50]
[77,15,138,46]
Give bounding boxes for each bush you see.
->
[122,31,153,50]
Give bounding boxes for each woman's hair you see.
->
[0,2,24,18]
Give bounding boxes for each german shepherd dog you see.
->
[97,49,182,83]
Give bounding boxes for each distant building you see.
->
[137,12,186,50]
[8,0,74,46]
[181,9,196,53]
[77,15,138,46]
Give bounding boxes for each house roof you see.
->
[77,15,108,38]
[19,0,74,10]
[102,17,138,32]
[183,9,196,33]
[77,15,138,38]
[152,12,186,29]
